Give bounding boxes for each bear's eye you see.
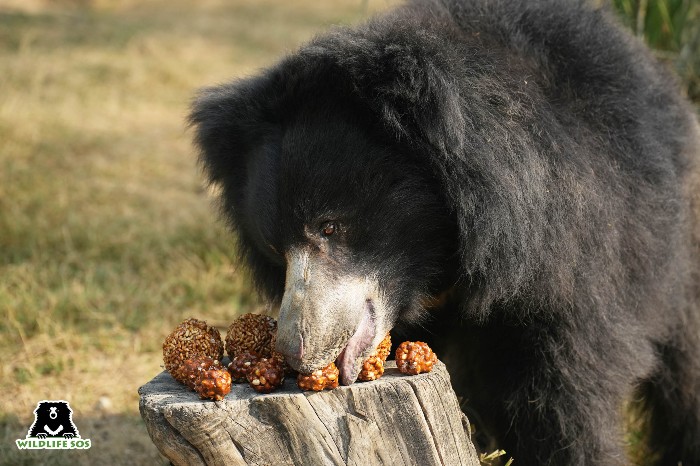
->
[321,222,336,237]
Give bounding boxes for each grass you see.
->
[0,0,396,464]
[0,0,695,464]
[610,0,700,101]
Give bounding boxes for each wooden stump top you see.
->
[139,361,480,466]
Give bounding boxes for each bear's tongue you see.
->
[336,308,375,385]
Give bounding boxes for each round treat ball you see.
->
[195,367,232,401]
[395,341,437,375]
[181,356,224,389]
[227,350,260,383]
[357,334,391,382]
[376,332,392,362]
[297,363,340,391]
[358,354,384,382]
[247,358,285,394]
[163,318,224,385]
[225,313,277,359]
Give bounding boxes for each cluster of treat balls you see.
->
[162,314,437,401]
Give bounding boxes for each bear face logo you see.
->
[26,400,79,439]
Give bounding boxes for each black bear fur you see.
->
[189,0,700,464]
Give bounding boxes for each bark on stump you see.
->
[139,360,480,466]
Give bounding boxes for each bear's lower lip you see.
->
[336,302,376,385]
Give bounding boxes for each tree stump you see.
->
[139,360,480,466]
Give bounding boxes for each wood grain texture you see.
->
[139,361,480,466]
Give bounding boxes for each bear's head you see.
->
[189,30,463,385]
[30,400,78,438]
[34,401,72,421]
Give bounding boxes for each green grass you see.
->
[610,0,700,101]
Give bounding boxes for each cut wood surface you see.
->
[139,360,480,466]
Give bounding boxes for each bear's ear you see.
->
[189,75,287,302]
[189,76,281,211]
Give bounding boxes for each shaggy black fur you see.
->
[189,0,700,464]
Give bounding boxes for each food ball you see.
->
[163,318,224,385]
[358,354,384,381]
[227,350,260,383]
[395,341,437,375]
[376,332,392,362]
[357,333,391,382]
[297,363,340,391]
[247,358,285,394]
[181,356,224,389]
[195,366,232,401]
[225,313,277,359]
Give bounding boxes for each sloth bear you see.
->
[27,401,78,439]
[190,0,700,464]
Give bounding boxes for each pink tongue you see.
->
[337,310,375,385]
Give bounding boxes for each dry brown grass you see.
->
[0,0,397,463]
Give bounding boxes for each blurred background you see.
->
[0,0,697,465]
